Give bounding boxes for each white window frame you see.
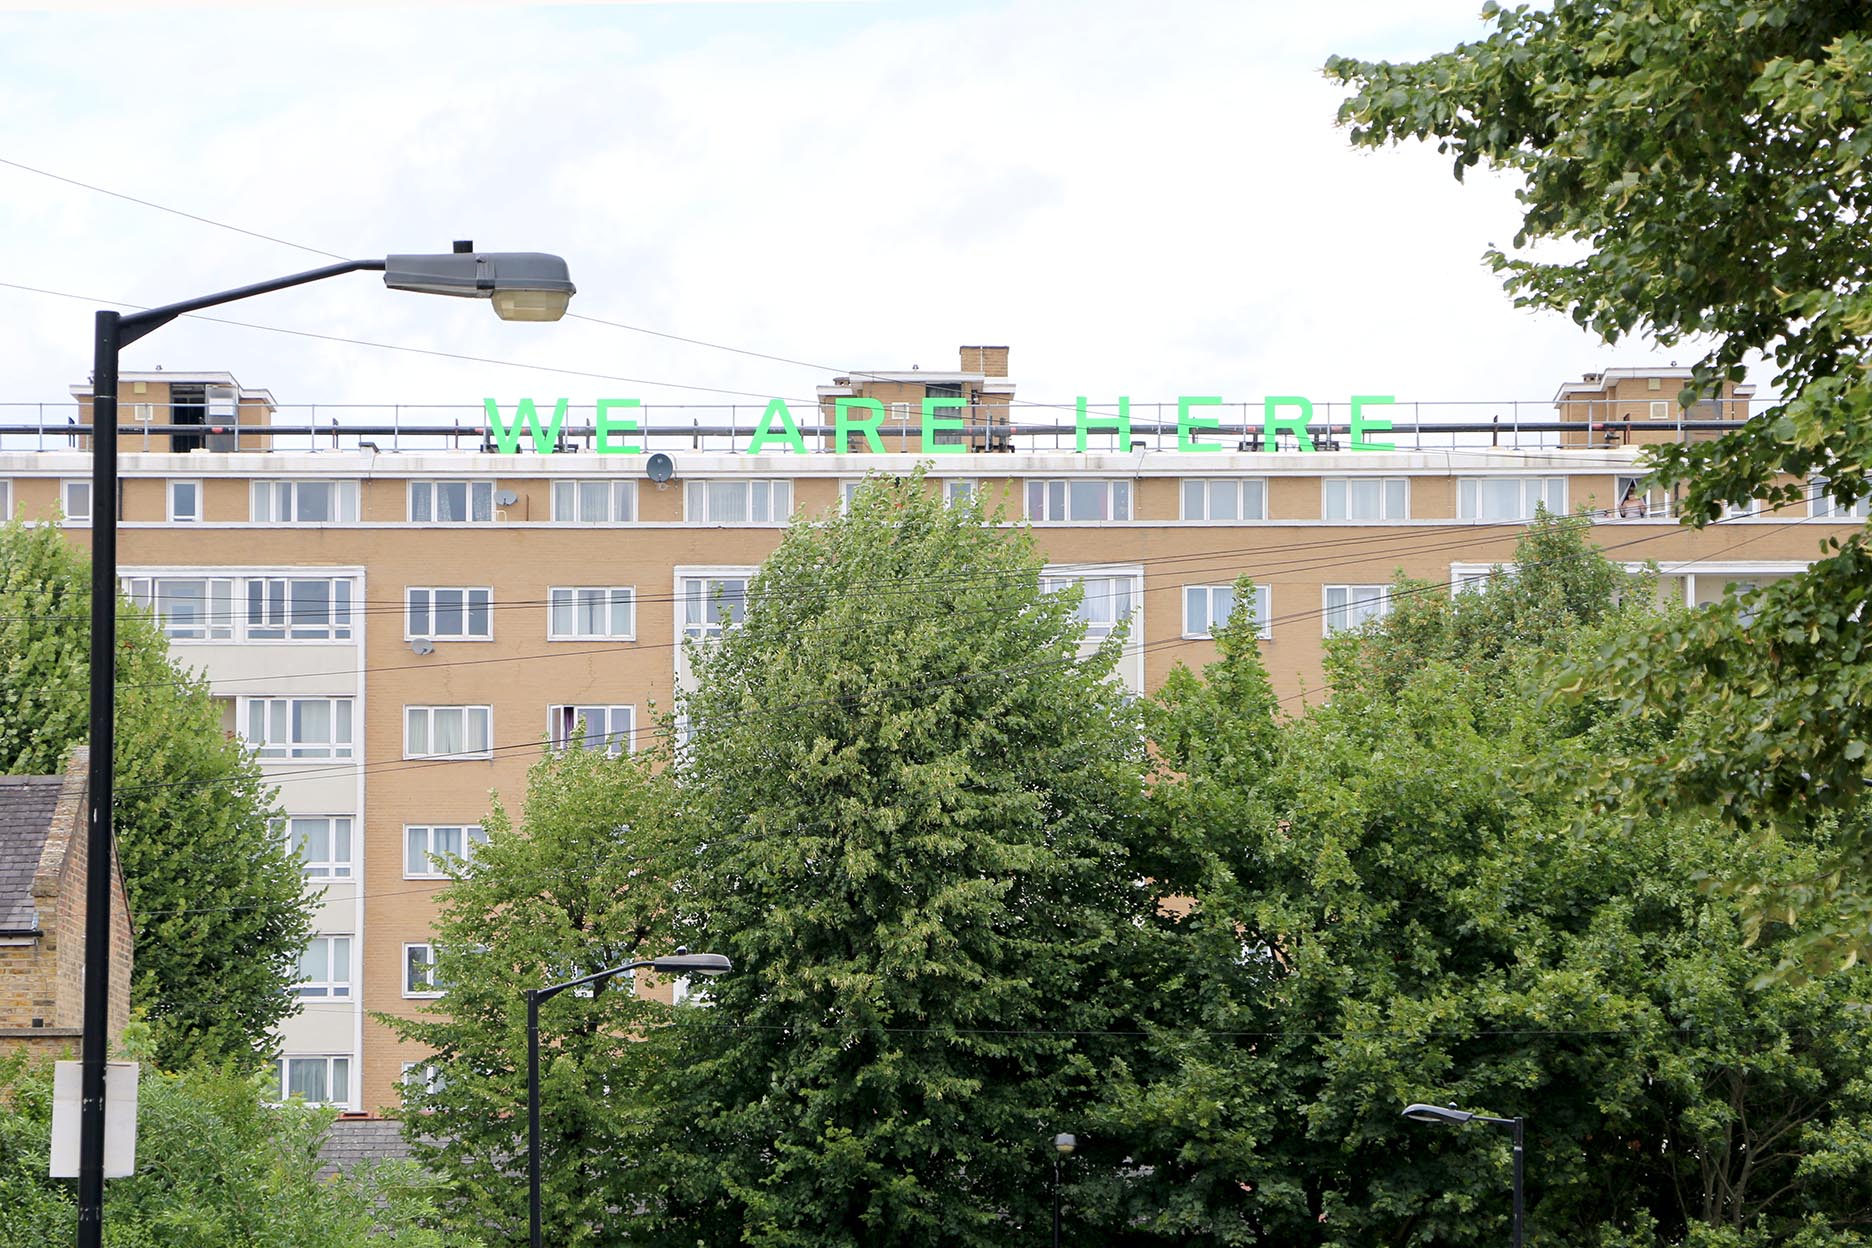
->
[551,479,637,523]
[1039,570,1142,638]
[123,576,236,641]
[1323,585,1393,634]
[61,479,92,525]
[166,479,202,523]
[1809,477,1872,520]
[1614,475,1672,519]
[292,935,352,1000]
[943,479,978,506]
[400,1062,445,1097]
[1183,583,1272,640]
[278,1055,350,1106]
[275,815,354,880]
[680,575,751,640]
[404,705,494,760]
[250,480,359,524]
[245,576,355,641]
[404,943,442,998]
[0,480,10,520]
[684,479,792,524]
[240,697,355,761]
[548,587,635,640]
[548,704,635,756]
[406,587,494,641]
[404,824,488,879]
[1181,479,1268,522]
[409,479,495,524]
[1456,477,1566,522]
[1323,477,1409,522]
[1025,479,1132,523]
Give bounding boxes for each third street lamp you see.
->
[1402,1102,1526,1248]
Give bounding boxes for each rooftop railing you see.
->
[0,398,1756,457]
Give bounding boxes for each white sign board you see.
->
[49,1061,138,1179]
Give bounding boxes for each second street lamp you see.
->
[76,242,574,1248]
[526,950,733,1248]
[1401,1102,1526,1248]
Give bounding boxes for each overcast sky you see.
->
[0,0,1703,433]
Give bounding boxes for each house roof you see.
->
[0,776,67,933]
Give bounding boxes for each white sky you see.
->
[0,0,1706,431]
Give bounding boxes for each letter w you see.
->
[484,398,569,454]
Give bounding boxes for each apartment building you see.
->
[0,347,1847,1113]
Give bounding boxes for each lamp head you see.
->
[382,249,575,321]
[1402,1102,1475,1126]
[647,951,733,977]
[1053,1132,1076,1155]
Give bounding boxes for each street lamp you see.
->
[1051,1131,1076,1248]
[526,950,732,1248]
[1401,1103,1525,1248]
[76,243,574,1248]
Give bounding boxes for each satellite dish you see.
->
[411,638,435,656]
[646,453,675,483]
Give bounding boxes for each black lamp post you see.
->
[1401,1102,1525,1247]
[76,244,574,1248]
[1051,1131,1076,1248]
[525,950,732,1248]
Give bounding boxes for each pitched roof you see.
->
[316,1117,418,1180]
[0,775,66,933]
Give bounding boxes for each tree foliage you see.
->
[1109,517,1872,1246]
[383,742,679,1247]
[1326,0,1872,972]
[638,471,1162,1247]
[0,518,310,1068]
[0,1046,469,1247]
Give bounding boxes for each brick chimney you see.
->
[959,346,1009,377]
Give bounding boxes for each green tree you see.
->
[1325,0,1872,971]
[383,741,679,1247]
[639,472,1161,1246]
[0,517,310,1068]
[1110,519,1872,1246]
[0,1047,472,1247]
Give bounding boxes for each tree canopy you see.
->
[0,518,310,1068]
[1326,0,1872,971]
[638,471,1162,1247]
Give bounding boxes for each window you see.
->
[1810,478,1872,520]
[241,697,354,760]
[123,576,235,640]
[681,576,749,639]
[944,480,977,506]
[1039,572,1139,637]
[685,480,791,523]
[405,824,488,878]
[1025,479,1131,523]
[549,704,634,755]
[1184,584,1271,639]
[61,480,91,524]
[292,935,352,999]
[550,587,635,640]
[250,480,359,524]
[275,816,353,880]
[1722,498,1765,520]
[406,588,493,641]
[400,1062,445,1097]
[1614,475,1671,519]
[552,479,636,523]
[167,479,201,522]
[405,706,493,759]
[277,1056,349,1105]
[0,480,10,520]
[1323,478,1408,521]
[245,577,354,641]
[410,480,495,523]
[404,944,442,997]
[1324,585,1392,634]
[1182,479,1268,522]
[1457,477,1565,522]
